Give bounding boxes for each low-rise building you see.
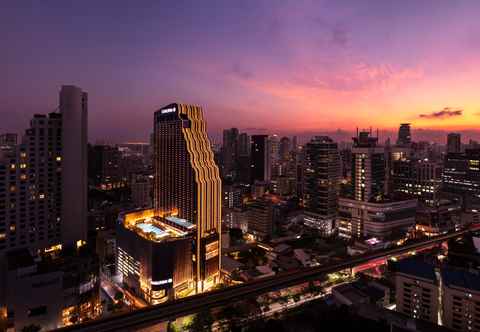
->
[116,209,195,304]
[2,247,100,331]
[338,197,417,240]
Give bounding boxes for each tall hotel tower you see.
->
[0,85,87,252]
[154,103,221,292]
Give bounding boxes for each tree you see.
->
[167,321,178,332]
[189,309,214,332]
[229,228,243,244]
[114,291,124,302]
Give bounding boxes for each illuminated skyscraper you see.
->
[154,103,221,292]
[303,136,340,236]
[352,130,385,202]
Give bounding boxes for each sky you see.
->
[1,0,480,144]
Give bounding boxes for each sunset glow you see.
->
[2,1,480,142]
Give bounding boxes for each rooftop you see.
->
[135,223,169,241]
[442,268,480,292]
[392,257,437,282]
[164,216,195,229]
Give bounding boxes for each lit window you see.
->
[20,163,27,169]
[39,193,45,199]
[56,156,62,162]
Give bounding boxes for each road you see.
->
[55,228,470,332]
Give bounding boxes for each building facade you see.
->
[303,136,340,236]
[251,135,271,184]
[351,131,385,202]
[116,210,193,304]
[393,259,439,324]
[154,103,221,293]
[0,85,87,253]
[391,158,442,204]
[338,197,417,240]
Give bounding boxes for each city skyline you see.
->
[3,1,480,143]
[3,2,480,331]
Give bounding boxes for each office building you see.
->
[279,136,291,162]
[393,259,439,324]
[131,174,153,208]
[447,133,462,154]
[415,199,462,237]
[337,197,417,240]
[391,158,442,204]
[251,135,271,183]
[238,132,250,157]
[116,210,194,304]
[443,148,480,206]
[0,133,17,151]
[269,134,279,166]
[337,130,407,240]
[0,85,87,253]
[222,182,243,209]
[303,136,340,236]
[396,123,412,146]
[154,103,221,293]
[3,248,100,331]
[246,197,274,240]
[351,130,385,202]
[222,128,239,178]
[88,144,125,190]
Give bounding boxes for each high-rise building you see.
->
[154,103,221,292]
[269,134,279,166]
[443,148,480,208]
[238,132,250,157]
[396,123,412,146]
[447,133,462,154]
[251,135,271,183]
[303,136,340,236]
[222,128,239,178]
[391,158,443,204]
[88,144,125,190]
[292,136,298,153]
[0,133,17,151]
[279,136,291,162]
[338,130,416,240]
[351,130,385,202]
[246,197,274,240]
[59,85,88,247]
[130,174,153,208]
[0,85,87,253]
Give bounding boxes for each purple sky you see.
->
[2,1,480,144]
